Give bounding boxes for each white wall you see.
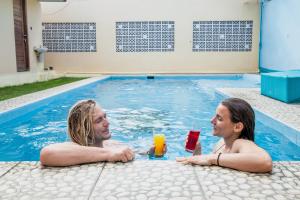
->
[27,0,44,72]
[260,0,300,72]
[0,0,54,87]
[42,0,260,74]
[0,1,17,74]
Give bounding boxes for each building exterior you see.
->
[0,0,63,87]
[1,0,299,86]
[41,0,260,75]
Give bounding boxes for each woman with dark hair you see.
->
[177,98,272,173]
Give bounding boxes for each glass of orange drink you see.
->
[153,133,165,157]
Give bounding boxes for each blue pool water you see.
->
[0,75,300,161]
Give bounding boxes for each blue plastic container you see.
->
[261,70,300,103]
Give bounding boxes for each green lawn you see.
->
[0,77,87,101]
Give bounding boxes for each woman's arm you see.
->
[40,142,134,167]
[177,139,272,173]
[209,150,272,173]
[218,139,272,173]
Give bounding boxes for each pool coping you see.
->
[0,161,300,199]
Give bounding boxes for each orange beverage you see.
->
[153,133,165,157]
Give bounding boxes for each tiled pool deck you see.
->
[1,161,300,200]
[0,77,300,200]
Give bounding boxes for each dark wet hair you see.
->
[221,98,255,141]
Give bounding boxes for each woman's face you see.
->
[92,105,111,141]
[210,104,238,139]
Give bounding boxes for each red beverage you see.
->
[185,130,200,152]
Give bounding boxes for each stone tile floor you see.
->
[0,162,103,200]
[1,77,300,199]
[0,161,300,200]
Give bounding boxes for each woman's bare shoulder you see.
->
[232,139,260,152]
[233,139,255,146]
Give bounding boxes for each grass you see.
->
[0,77,87,101]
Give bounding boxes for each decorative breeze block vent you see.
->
[42,22,96,52]
[116,21,175,52]
[193,20,253,52]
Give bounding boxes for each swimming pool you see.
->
[0,75,299,161]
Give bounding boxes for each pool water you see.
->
[0,75,299,161]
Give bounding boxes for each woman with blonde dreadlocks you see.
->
[40,100,135,166]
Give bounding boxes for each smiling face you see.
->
[92,105,111,142]
[210,104,242,140]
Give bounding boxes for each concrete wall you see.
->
[260,0,300,71]
[27,0,44,72]
[0,0,56,87]
[42,0,260,74]
[0,1,17,74]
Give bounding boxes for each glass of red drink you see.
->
[185,130,200,152]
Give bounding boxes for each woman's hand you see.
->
[193,142,201,155]
[176,154,216,166]
[185,137,201,155]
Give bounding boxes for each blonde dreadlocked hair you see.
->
[67,100,96,146]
